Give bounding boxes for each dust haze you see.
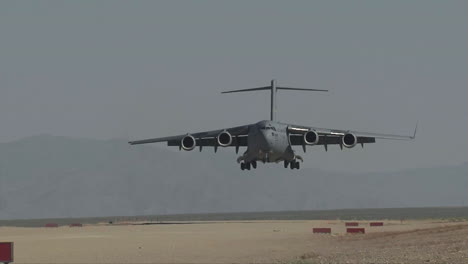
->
[0,1,467,219]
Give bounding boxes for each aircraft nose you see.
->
[259,130,272,148]
[260,129,270,139]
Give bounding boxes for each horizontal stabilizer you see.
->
[221,86,271,94]
[277,87,328,92]
[221,80,328,121]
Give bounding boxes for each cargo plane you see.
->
[129,80,416,170]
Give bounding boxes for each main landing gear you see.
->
[240,160,257,171]
[284,160,301,170]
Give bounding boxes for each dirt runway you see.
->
[1,220,467,263]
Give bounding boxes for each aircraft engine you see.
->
[342,133,357,148]
[181,135,196,151]
[303,130,319,145]
[217,131,233,147]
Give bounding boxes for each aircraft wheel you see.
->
[284,161,289,168]
[252,160,257,169]
[246,162,251,170]
[296,161,300,170]
[240,163,245,170]
[290,161,299,170]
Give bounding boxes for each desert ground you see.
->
[1,219,468,264]
[0,220,468,263]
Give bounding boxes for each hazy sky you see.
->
[0,1,467,172]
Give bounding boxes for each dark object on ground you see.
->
[312,228,331,234]
[347,228,365,234]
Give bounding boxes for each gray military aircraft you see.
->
[129,80,416,170]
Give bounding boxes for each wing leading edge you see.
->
[128,124,250,147]
[288,122,417,150]
[288,122,417,140]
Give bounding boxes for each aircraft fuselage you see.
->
[242,120,296,163]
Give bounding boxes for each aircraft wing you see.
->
[128,124,250,147]
[288,123,417,149]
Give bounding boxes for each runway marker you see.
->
[0,242,13,263]
[370,222,384,227]
[345,222,359,226]
[347,228,365,234]
[312,228,331,234]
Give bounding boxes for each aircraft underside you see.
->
[236,149,304,171]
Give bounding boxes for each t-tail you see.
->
[222,79,328,121]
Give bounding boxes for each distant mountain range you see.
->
[0,135,467,220]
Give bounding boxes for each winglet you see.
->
[411,121,418,139]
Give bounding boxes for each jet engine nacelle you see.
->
[217,131,233,147]
[342,133,357,148]
[303,130,319,145]
[181,135,196,151]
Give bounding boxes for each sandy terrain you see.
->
[1,220,467,264]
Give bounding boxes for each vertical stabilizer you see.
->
[270,79,277,121]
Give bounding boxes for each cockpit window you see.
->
[260,126,276,131]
